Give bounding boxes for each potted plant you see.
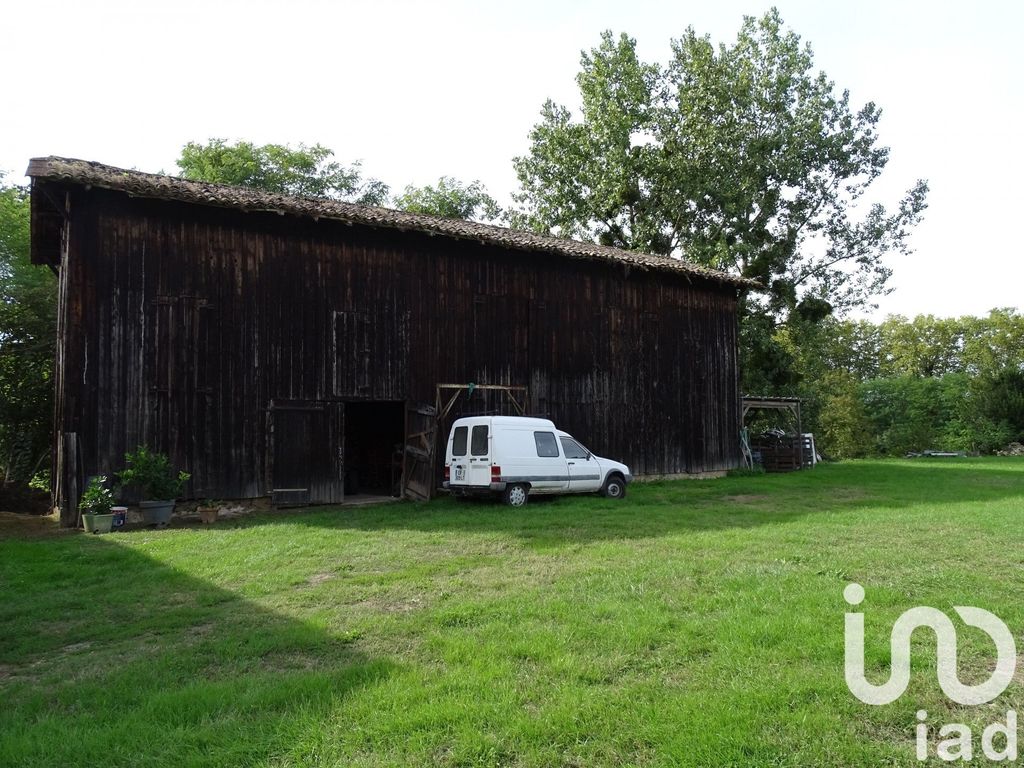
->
[80,476,115,534]
[117,446,190,528]
[197,499,220,525]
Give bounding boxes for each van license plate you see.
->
[454,467,465,481]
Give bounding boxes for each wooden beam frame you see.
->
[741,396,802,437]
[434,383,529,421]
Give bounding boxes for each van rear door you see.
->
[467,423,492,486]
[449,424,471,486]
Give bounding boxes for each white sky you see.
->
[3,0,1021,320]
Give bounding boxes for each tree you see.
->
[858,376,955,456]
[177,139,390,205]
[392,177,502,222]
[0,173,57,485]
[775,311,1024,456]
[815,369,874,458]
[877,314,964,377]
[961,308,1024,376]
[512,10,928,319]
[971,369,1024,447]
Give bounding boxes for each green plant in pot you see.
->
[80,476,115,534]
[117,446,190,528]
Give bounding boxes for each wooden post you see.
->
[58,431,80,528]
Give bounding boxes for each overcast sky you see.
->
[3,0,1021,320]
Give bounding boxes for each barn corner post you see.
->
[26,173,80,526]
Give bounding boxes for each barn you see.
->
[27,157,757,526]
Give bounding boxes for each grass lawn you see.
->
[2,458,1024,766]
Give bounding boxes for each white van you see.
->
[443,416,632,506]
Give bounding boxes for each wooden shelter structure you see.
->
[27,157,758,526]
[741,396,810,472]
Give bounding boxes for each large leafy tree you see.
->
[0,174,57,484]
[392,177,502,222]
[512,10,928,320]
[177,139,390,205]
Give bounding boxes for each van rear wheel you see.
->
[601,474,627,499]
[503,483,529,507]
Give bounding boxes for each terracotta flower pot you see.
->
[198,506,219,524]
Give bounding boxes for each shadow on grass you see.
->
[254,459,1024,547]
[0,533,391,767]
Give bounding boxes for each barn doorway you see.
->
[343,401,404,497]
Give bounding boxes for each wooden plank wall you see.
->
[50,184,742,520]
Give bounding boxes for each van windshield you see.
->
[471,425,489,456]
[452,426,468,456]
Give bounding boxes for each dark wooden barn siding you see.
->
[52,185,740,519]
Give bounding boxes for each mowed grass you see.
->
[2,459,1024,767]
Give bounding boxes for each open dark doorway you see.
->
[343,401,405,497]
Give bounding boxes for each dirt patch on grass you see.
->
[307,572,334,586]
[188,623,216,639]
[351,594,427,614]
[59,641,93,655]
[723,494,770,504]
[0,511,67,538]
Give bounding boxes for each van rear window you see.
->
[534,431,559,458]
[452,426,468,456]
[471,425,489,456]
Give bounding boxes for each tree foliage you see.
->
[176,140,505,225]
[0,174,56,484]
[783,310,1024,457]
[795,309,1024,381]
[859,375,966,456]
[814,370,875,459]
[392,177,502,222]
[177,139,390,205]
[512,10,928,318]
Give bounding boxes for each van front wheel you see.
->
[503,483,529,507]
[601,474,627,499]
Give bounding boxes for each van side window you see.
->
[452,426,468,456]
[534,431,560,458]
[560,438,589,459]
[471,425,489,456]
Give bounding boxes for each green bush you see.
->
[857,375,977,455]
[814,371,874,459]
[117,446,190,500]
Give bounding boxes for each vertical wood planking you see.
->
[48,185,744,517]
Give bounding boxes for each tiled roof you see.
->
[26,156,759,289]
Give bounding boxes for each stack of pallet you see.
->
[752,434,806,473]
